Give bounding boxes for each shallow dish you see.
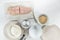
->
[4,20,24,40]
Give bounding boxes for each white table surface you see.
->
[0,0,60,40]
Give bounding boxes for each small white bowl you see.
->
[4,20,24,40]
[34,14,49,27]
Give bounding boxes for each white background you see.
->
[0,0,60,40]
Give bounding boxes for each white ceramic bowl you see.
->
[4,20,24,40]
